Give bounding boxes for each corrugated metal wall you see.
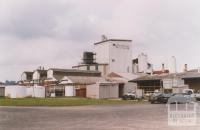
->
[99,84,118,99]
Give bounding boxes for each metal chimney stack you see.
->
[184,64,188,72]
[162,63,165,72]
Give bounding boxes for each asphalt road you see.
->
[0,104,200,130]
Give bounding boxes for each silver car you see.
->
[168,93,196,104]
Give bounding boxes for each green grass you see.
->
[0,97,147,106]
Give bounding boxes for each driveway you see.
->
[0,104,199,130]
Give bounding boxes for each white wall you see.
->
[5,86,45,98]
[47,69,53,79]
[94,40,132,73]
[138,53,148,73]
[21,73,27,81]
[86,84,99,99]
[5,86,27,98]
[124,82,137,93]
[33,71,40,80]
[109,41,132,73]
[65,86,76,97]
[94,42,110,64]
[168,56,177,73]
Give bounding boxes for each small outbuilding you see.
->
[87,82,119,99]
[44,68,103,97]
[87,81,137,99]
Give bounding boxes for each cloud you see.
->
[1,0,200,81]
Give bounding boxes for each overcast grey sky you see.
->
[1,0,200,81]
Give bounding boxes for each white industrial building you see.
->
[87,81,138,99]
[94,39,132,73]
[86,72,139,99]
[132,53,153,74]
[73,37,133,76]
[45,68,102,97]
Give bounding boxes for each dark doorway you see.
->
[76,88,86,97]
[119,84,124,98]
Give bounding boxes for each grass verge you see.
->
[0,97,148,106]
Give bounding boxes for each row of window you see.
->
[87,65,98,71]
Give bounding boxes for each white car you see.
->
[122,91,136,100]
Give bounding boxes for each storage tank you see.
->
[138,53,148,73]
[65,86,75,96]
[83,52,95,64]
[168,56,177,73]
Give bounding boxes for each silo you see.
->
[168,56,177,73]
[138,53,148,73]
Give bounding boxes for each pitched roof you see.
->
[59,76,104,85]
[23,71,34,75]
[107,72,141,83]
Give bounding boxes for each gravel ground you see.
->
[0,104,200,130]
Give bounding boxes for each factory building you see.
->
[86,72,141,99]
[182,69,200,91]
[130,68,200,94]
[130,73,188,94]
[45,68,102,97]
[132,53,153,74]
[73,37,133,76]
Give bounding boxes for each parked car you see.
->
[183,89,200,101]
[122,91,136,100]
[150,93,174,104]
[167,93,196,104]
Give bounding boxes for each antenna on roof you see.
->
[101,35,107,41]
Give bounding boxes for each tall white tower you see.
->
[94,38,132,73]
[138,53,148,73]
[168,56,177,73]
